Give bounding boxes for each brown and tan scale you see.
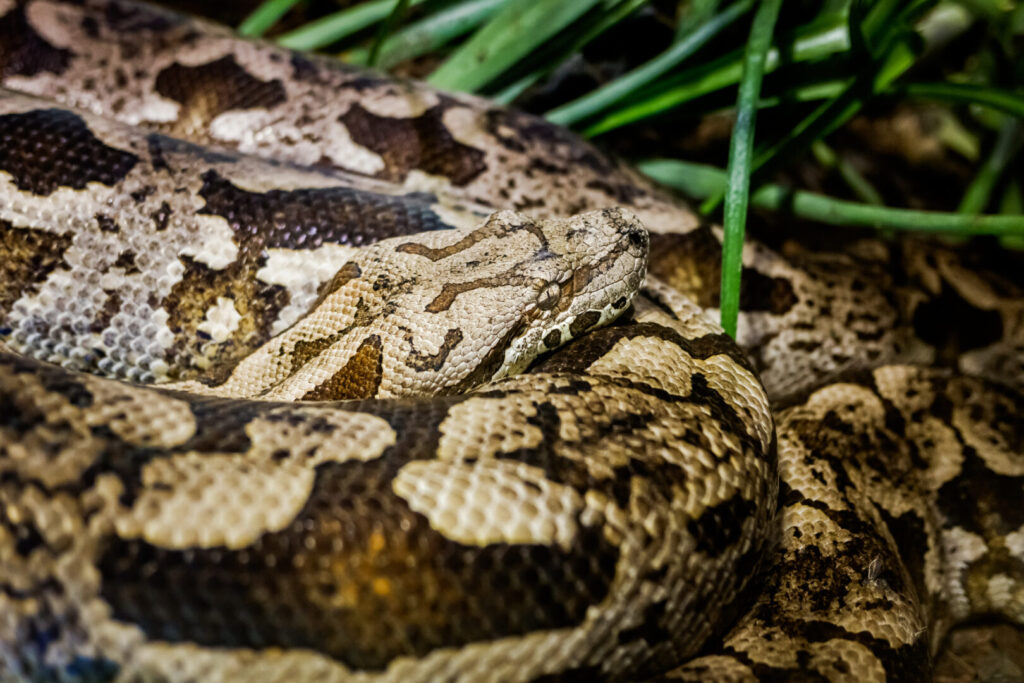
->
[663,367,1024,681]
[0,295,776,681]
[0,0,1023,681]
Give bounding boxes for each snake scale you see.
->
[0,0,1022,681]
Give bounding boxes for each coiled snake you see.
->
[0,1,1022,681]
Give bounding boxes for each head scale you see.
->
[388,207,649,394]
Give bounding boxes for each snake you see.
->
[0,0,1022,681]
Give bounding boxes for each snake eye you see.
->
[536,281,561,311]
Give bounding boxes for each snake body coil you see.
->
[0,1,1022,681]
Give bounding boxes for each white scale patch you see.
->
[393,458,582,550]
[196,296,242,343]
[435,394,544,460]
[257,244,359,335]
[985,574,1019,615]
[1006,525,1024,561]
[179,215,238,269]
[942,525,989,619]
[320,118,387,176]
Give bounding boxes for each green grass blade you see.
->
[893,82,1024,119]
[958,119,1021,214]
[276,0,428,51]
[701,32,921,214]
[345,0,510,68]
[719,0,782,338]
[428,0,603,93]
[484,0,649,104]
[639,159,1024,236]
[367,0,413,67]
[811,140,883,205]
[757,80,846,106]
[1001,180,1023,216]
[999,179,1024,249]
[676,0,722,38]
[582,14,851,137]
[546,0,754,127]
[238,0,302,37]
[704,0,937,202]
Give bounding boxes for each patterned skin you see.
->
[0,1,1022,682]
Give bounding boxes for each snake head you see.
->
[484,207,649,383]
[376,206,649,395]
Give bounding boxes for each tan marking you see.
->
[942,526,988,619]
[178,215,238,269]
[435,392,544,460]
[115,407,395,550]
[393,459,583,550]
[1006,525,1024,561]
[256,244,360,335]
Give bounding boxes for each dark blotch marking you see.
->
[548,379,592,395]
[39,373,93,409]
[316,262,363,301]
[162,256,288,383]
[484,108,616,177]
[912,283,1003,360]
[146,133,236,170]
[95,214,119,233]
[90,290,123,333]
[198,170,450,250]
[0,109,138,196]
[424,271,526,314]
[741,268,799,315]
[290,334,344,376]
[687,493,757,556]
[302,335,383,400]
[568,310,601,339]
[543,328,562,349]
[151,201,171,231]
[155,56,286,134]
[0,6,71,78]
[130,185,155,203]
[0,223,73,316]
[101,0,181,33]
[2,509,45,557]
[616,600,671,645]
[339,101,486,186]
[289,53,321,83]
[396,216,544,262]
[938,447,1024,535]
[407,328,463,372]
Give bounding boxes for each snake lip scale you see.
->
[0,1,1022,681]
